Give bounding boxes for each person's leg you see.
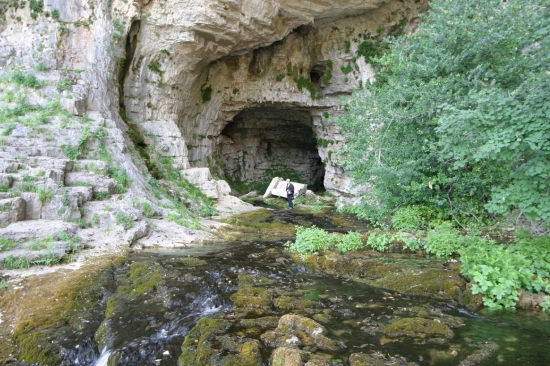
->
[288,195,293,209]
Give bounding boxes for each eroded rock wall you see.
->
[0,0,428,219]
[120,0,427,195]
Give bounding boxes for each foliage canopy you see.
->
[338,0,550,226]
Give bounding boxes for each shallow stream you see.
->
[14,208,550,365]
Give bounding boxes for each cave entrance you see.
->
[216,107,325,193]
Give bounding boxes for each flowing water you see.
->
[27,208,550,365]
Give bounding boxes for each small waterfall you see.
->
[93,348,111,366]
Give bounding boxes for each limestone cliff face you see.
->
[120,0,426,195]
[0,0,426,236]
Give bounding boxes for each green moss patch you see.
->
[383,317,454,339]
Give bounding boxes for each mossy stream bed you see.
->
[2,207,550,365]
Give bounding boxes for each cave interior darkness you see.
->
[215,107,325,193]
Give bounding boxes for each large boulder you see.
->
[263,177,307,199]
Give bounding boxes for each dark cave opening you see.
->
[215,107,325,193]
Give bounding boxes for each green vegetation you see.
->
[321,60,333,85]
[285,226,365,258]
[340,64,352,74]
[339,0,550,227]
[115,210,133,230]
[29,0,44,13]
[275,73,286,82]
[1,71,41,88]
[459,234,550,309]
[0,238,16,251]
[148,59,163,75]
[57,78,71,91]
[293,76,318,99]
[112,18,125,39]
[37,188,54,204]
[51,8,59,20]
[62,124,106,160]
[355,35,384,64]
[145,148,215,226]
[108,164,131,194]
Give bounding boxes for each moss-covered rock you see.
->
[261,314,343,352]
[349,352,418,366]
[178,317,233,365]
[230,286,272,309]
[383,317,454,339]
[240,316,280,329]
[178,317,263,366]
[96,261,167,348]
[295,252,478,307]
[4,259,119,365]
[270,346,308,366]
[459,341,499,366]
[274,296,319,311]
[180,257,207,267]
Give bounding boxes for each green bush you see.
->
[93,191,110,200]
[391,206,425,231]
[18,182,38,192]
[108,165,131,193]
[37,188,54,204]
[335,231,363,253]
[29,0,44,13]
[293,76,318,99]
[285,225,339,258]
[142,201,154,218]
[366,231,394,252]
[425,222,464,258]
[115,211,133,230]
[0,238,16,251]
[7,71,41,88]
[338,0,550,224]
[51,9,59,20]
[459,240,532,309]
[2,255,30,269]
[341,64,352,74]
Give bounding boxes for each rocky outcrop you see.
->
[0,0,428,261]
[119,0,428,195]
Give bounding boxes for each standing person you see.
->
[286,179,295,209]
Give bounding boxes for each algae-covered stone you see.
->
[261,328,302,348]
[312,312,333,324]
[178,317,233,365]
[230,286,272,309]
[397,306,465,328]
[179,318,264,366]
[349,352,418,366]
[240,316,280,329]
[459,341,499,366]
[274,296,319,311]
[270,347,308,366]
[218,339,263,366]
[298,253,471,305]
[180,257,207,266]
[238,273,276,287]
[261,314,343,351]
[384,317,454,339]
[304,354,332,366]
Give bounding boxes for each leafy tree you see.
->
[338,0,550,225]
